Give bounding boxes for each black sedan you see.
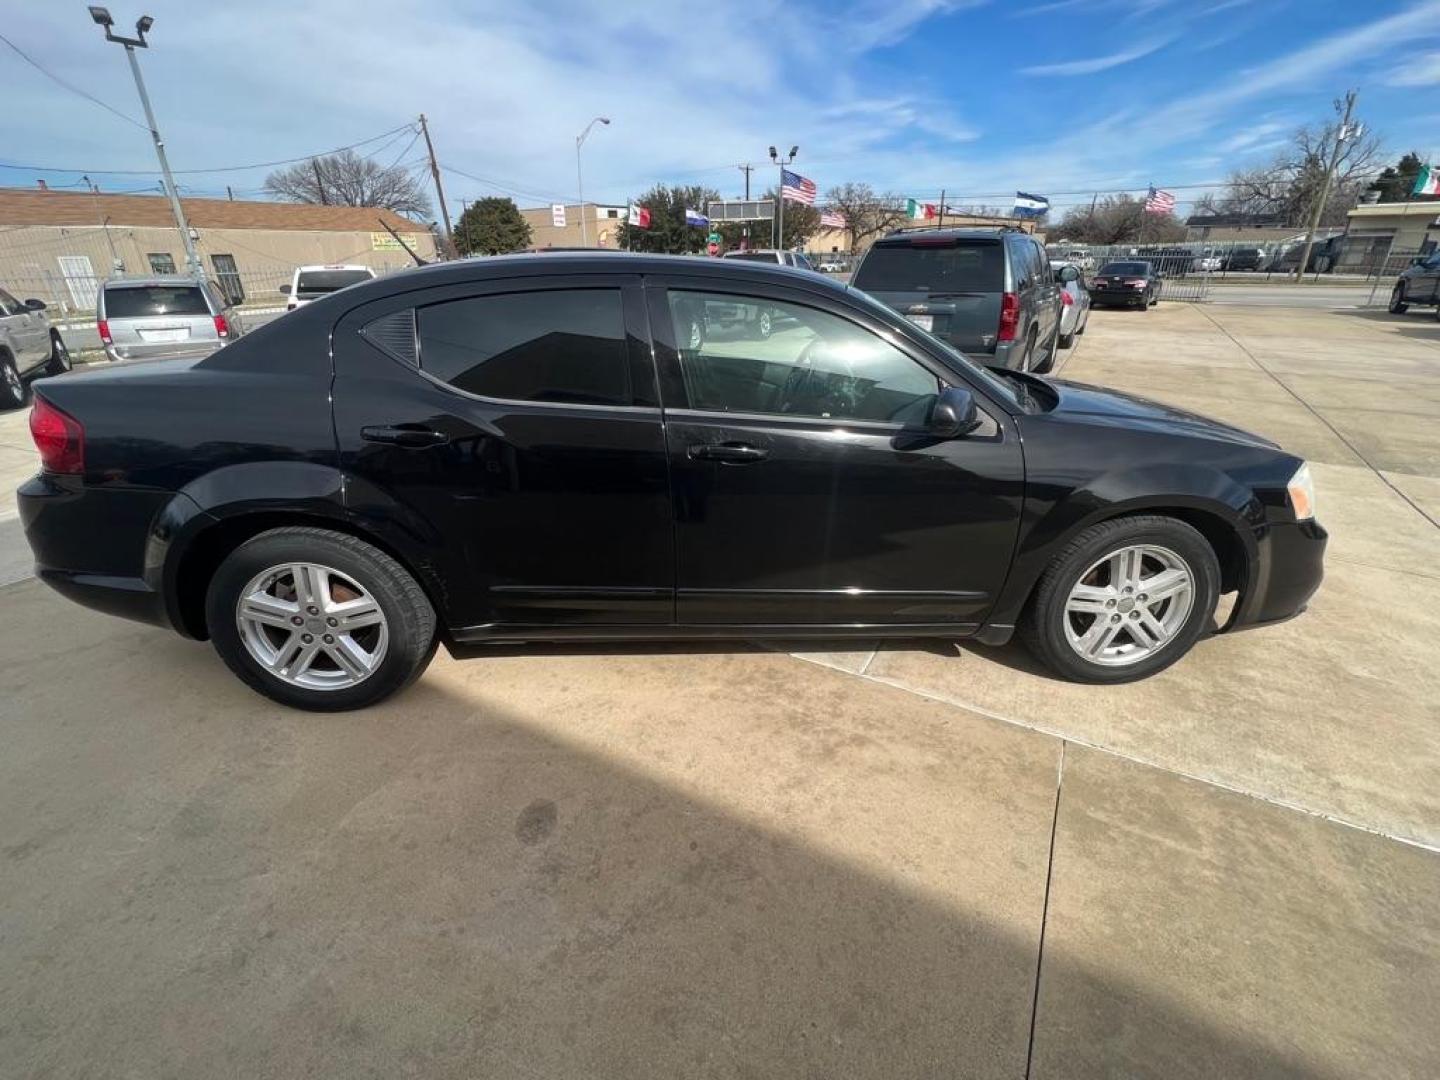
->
[1090,260,1161,309]
[19,254,1325,710]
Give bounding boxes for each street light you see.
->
[88,8,202,276]
[769,144,798,250]
[576,116,611,247]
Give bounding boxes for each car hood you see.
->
[1043,376,1278,449]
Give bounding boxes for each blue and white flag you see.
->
[685,208,709,228]
[1012,191,1049,218]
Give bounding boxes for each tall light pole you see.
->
[769,145,798,250]
[576,116,610,247]
[1293,90,1359,283]
[88,7,201,277]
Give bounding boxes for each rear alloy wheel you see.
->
[1032,322,1061,374]
[1016,326,1037,371]
[46,333,71,376]
[1389,284,1408,315]
[0,355,26,410]
[756,308,773,338]
[206,527,437,711]
[1019,515,1219,683]
[686,316,705,349]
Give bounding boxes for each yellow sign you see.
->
[371,232,404,251]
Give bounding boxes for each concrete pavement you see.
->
[1,299,1438,1077]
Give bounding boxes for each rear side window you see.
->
[854,243,1004,293]
[103,286,209,318]
[416,289,629,406]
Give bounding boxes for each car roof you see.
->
[874,228,1024,245]
[295,264,372,272]
[721,249,784,256]
[102,275,209,289]
[316,251,845,296]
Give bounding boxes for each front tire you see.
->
[1019,515,1220,684]
[45,333,71,376]
[1389,284,1408,315]
[205,527,437,711]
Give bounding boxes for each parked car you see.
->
[816,257,847,273]
[1196,252,1223,273]
[281,265,377,312]
[1049,261,1090,348]
[1138,247,1196,277]
[852,228,1063,373]
[0,287,71,410]
[1220,247,1266,271]
[1089,260,1161,309]
[721,249,817,272]
[1387,251,1440,315]
[19,253,1325,709]
[97,276,245,364]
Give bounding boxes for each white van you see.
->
[280,265,376,311]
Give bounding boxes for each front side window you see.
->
[0,288,20,315]
[417,289,630,406]
[666,291,938,424]
[146,252,176,275]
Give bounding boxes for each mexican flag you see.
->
[906,199,936,220]
[1413,164,1440,197]
[627,204,651,229]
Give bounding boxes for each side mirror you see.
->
[928,386,980,438]
[279,283,291,294]
[1061,266,1079,282]
[24,298,46,311]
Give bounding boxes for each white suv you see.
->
[721,249,817,272]
[281,265,376,312]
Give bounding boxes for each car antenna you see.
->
[378,218,429,266]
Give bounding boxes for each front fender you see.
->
[988,462,1262,630]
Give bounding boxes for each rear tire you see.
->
[1032,323,1060,374]
[1057,329,1075,350]
[205,527,437,711]
[1019,515,1220,684]
[1016,326,1037,371]
[45,333,71,377]
[1389,284,1408,315]
[0,353,26,410]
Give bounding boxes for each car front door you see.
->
[332,273,674,632]
[1416,253,1440,303]
[0,288,46,369]
[650,278,1025,630]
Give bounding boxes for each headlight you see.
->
[1287,462,1315,520]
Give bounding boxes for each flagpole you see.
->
[777,161,785,249]
[938,189,945,230]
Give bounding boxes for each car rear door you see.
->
[331,272,674,633]
[648,274,1025,630]
[0,288,48,368]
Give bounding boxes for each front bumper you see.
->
[1231,518,1327,629]
[1091,288,1149,306]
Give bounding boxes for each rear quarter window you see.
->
[102,286,209,318]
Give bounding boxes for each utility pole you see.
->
[1294,90,1357,283]
[226,185,234,201]
[311,159,328,204]
[418,113,455,257]
[769,145,797,249]
[88,8,201,277]
[738,163,754,198]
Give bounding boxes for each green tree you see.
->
[455,197,531,255]
[1368,152,1438,203]
[715,188,821,251]
[617,184,721,253]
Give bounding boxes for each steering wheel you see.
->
[781,337,859,416]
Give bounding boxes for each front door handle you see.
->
[688,442,769,464]
[360,425,450,448]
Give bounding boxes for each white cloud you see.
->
[1021,38,1173,76]
[1386,51,1440,86]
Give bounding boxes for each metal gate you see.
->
[1046,243,1211,301]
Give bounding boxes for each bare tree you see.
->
[264,149,432,217]
[1212,102,1383,226]
[825,182,908,249]
[1055,194,1185,244]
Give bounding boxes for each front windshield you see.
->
[843,283,1023,408]
[1098,262,1150,276]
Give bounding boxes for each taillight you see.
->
[997,292,1020,342]
[97,318,112,345]
[30,395,84,474]
[1061,291,1074,306]
[213,313,229,338]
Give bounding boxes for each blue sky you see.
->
[3,0,1439,220]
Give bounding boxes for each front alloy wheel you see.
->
[47,334,71,376]
[0,357,25,409]
[1019,515,1220,683]
[1389,284,1408,315]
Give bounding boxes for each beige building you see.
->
[518,202,628,250]
[0,187,437,314]
[1345,201,1440,254]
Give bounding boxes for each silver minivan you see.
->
[97,276,245,363]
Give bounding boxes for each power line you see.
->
[438,162,572,207]
[0,30,147,130]
[0,123,415,176]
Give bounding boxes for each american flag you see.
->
[1144,186,1176,214]
[781,168,817,205]
[819,209,847,228]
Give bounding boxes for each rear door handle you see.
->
[688,442,769,463]
[360,425,450,448]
